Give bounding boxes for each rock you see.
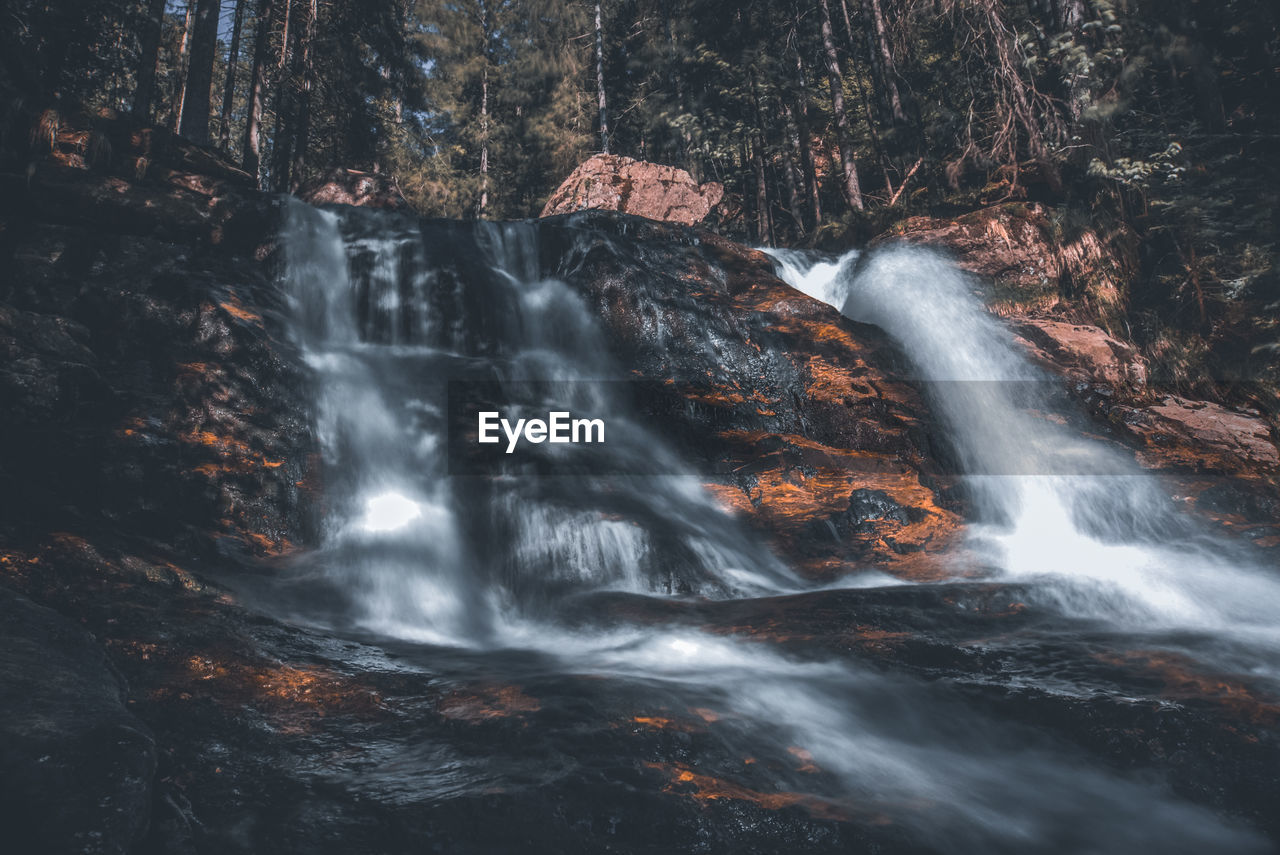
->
[875,202,1137,325]
[0,164,278,255]
[29,106,255,189]
[538,211,963,580]
[295,168,409,210]
[0,302,107,428]
[1115,395,1279,475]
[541,154,725,226]
[0,586,156,855]
[1012,318,1148,393]
[0,170,309,559]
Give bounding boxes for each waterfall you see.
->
[270,201,1269,853]
[768,245,1280,661]
[280,200,793,644]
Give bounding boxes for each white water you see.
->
[275,201,1269,852]
[283,201,796,644]
[769,245,1280,664]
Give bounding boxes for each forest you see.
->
[3,0,1277,407]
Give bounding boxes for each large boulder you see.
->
[1012,318,1148,394]
[541,154,725,226]
[1114,395,1279,477]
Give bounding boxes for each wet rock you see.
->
[0,302,108,427]
[296,168,409,210]
[538,211,963,580]
[0,586,155,855]
[541,154,726,226]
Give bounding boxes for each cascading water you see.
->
[268,199,1270,853]
[769,245,1280,668]
[281,200,795,644]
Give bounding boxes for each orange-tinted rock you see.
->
[296,167,409,210]
[1012,318,1148,392]
[541,154,725,225]
[1118,395,1279,475]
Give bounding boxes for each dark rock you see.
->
[537,210,963,580]
[0,586,155,855]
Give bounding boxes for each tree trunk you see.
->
[218,0,247,151]
[818,0,863,210]
[839,0,855,45]
[288,0,316,189]
[242,0,275,184]
[179,0,220,144]
[789,24,822,225]
[173,2,196,132]
[270,92,294,192]
[1051,0,1087,30]
[595,0,609,153]
[867,0,907,123]
[477,0,492,216]
[270,1,298,191]
[131,0,167,119]
[753,139,773,246]
[278,0,293,68]
[478,64,490,216]
[782,105,810,234]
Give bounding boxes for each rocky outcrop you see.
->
[0,587,155,855]
[876,202,1137,325]
[296,168,409,210]
[28,107,257,191]
[0,165,309,561]
[539,213,964,580]
[541,154,726,226]
[1115,396,1279,476]
[1005,316,1279,488]
[1012,318,1148,393]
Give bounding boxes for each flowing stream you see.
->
[269,199,1272,853]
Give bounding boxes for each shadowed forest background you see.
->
[1,0,1277,406]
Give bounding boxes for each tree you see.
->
[132,0,168,118]
[218,0,248,150]
[595,0,609,153]
[817,0,863,210]
[179,0,220,143]
[242,0,275,182]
